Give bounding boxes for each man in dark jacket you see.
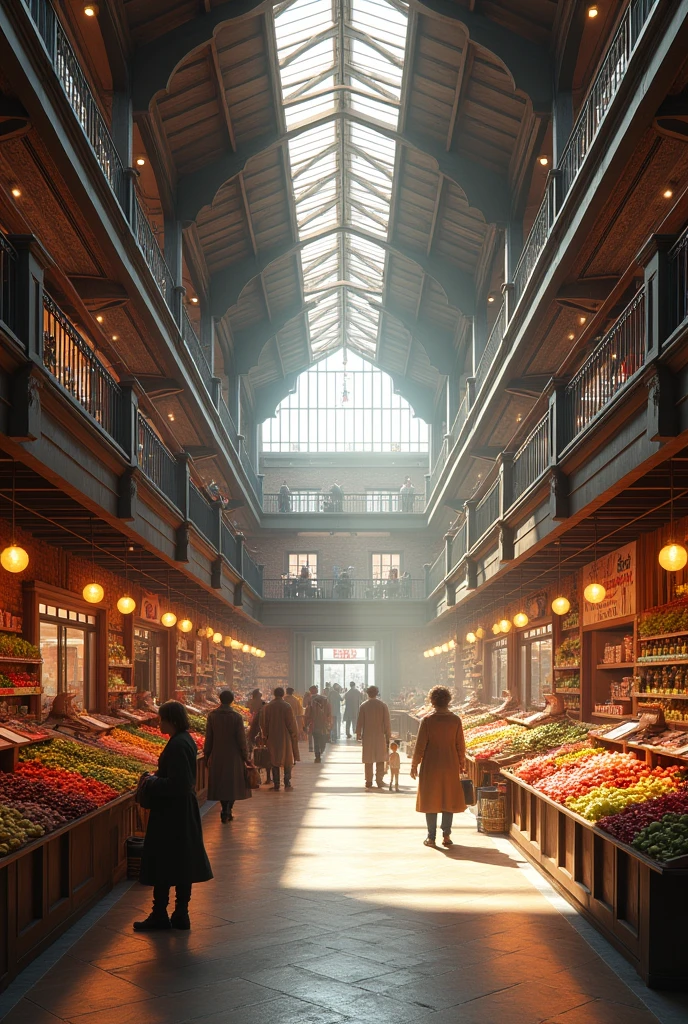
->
[135,701,212,932]
[305,691,332,763]
[204,690,251,822]
[343,682,363,738]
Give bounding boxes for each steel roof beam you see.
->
[177,113,508,225]
[209,226,475,320]
[414,0,552,112]
[233,302,312,375]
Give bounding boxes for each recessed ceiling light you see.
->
[538,156,549,166]
[190,296,199,304]
[167,412,175,421]
[83,3,99,15]
[568,332,575,340]
[96,315,104,323]
[11,187,21,198]
[487,295,495,304]
[663,188,674,199]
[587,4,599,17]
[516,414,522,422]
[579,315,587,324]
[112,334,118,340]
[136,157,145,167]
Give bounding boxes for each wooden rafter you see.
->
[210,37,236,152]
[447,37,473,152]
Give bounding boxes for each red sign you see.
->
[332,648,359,660]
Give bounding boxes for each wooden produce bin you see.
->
[503,773,688,989]
[0,793,136,993]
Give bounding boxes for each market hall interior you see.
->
[2,0,688,1019]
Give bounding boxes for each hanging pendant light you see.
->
[117,543,136,614]
[213,632,223,644]
[475,627,485,640]
[0,462,29,573]
[83,516,104,603]
[552,540,571,615]
[584,516,606,604]
[178,618,193,633]
[499,618,512,633]
[242,643,250,653]
[659,460,688,571]
[466,631,477,644]
[513,568,528,627]
[160,572,177,626]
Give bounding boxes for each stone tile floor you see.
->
[2,741,687,1024]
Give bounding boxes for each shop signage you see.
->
[141,593,161,623]
[332,648,359,659]
[582,541,636,625]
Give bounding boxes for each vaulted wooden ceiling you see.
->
[123,0,556,417]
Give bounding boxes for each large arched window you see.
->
[261,350,429,453]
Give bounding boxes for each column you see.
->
[164,217,184,325]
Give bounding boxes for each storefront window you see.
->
[313,646,375,691]
[519,625,552,708]
[39,611,95,713]
[135,628,163,701]
[487,638,508,699]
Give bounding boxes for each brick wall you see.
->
[247,528,441,581]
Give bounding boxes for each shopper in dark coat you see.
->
[134,701,212,932]
[205,690,251,822]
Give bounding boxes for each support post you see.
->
[637,234,674,360]
[498,452,513,517]
[465,498,478,551]
[9,235,50,362]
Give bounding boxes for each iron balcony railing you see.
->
[262,490,425,514]
[242,549,263,596]
[450,519,467,573]
[43,293,124,446]
[240,444,262,503]
[426,550,446,596]
[513,181,556,308]
[427,436,449,500]
[181,306,212,394]
[512,412,550,503]
[218,395,239,452]
[25,0,127,208]
[136,413,179,507]
[475,302,507,397]
[221,521,239,568]
[132,199,174,306]
[514,0,658,310]
[263,577,424,600]
[189,482,218,544]
[564,287,645,444]
[560,0,658,200]
[0,231,17,334]
[671,224,688,332]
[475,478,501,541]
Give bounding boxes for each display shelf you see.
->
[553,665,579,671]
[0,686,41,696]
[0,656,41,665]
[637,630,688,642]
[107,686,136,694]
[633,690,688,699]
[591,711,634,720]
[108,662,132,669]
[555,687,580,694]
[597,663,635,670]
[0,626,22,634]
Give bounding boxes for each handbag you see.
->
[135,771,155,809]
[244,764,261,789]
[253,745,272,769]
[461,775,476,806]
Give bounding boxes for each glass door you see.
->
[39,607,96,713]
[519,625,553,708]
[312,646,375,692]
[135,628,164,701]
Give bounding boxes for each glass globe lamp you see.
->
[584,582,606,604]
[178,619,193,633]
[658,543,688,572]
[551,595,570,616]
[161,611,177,627]
[83,582,104,604]
[0,545,29,573]
[513,611,529,628]
[117,595,136,615]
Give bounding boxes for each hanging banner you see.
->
[582,541,636,625]
[141,593,161,624]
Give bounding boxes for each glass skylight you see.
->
[274,0,408,359]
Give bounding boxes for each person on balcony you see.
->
[334,567,352,598]
[400,476,415,512]
[385,566,400,598]
[296,564,314,598]
[278,481,292,512]
[356,686,391,789]
[329,481,344,512]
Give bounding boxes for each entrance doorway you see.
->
[312,645,376,692]
[135,627,165,701]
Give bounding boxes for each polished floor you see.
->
[2,741,682,1024]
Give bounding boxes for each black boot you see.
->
[134,887,171,931]
[170,884,191,930]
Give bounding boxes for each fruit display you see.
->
[20,737,147,792]
[0,670,39,689]
[638,606,688,638]
[512,745,598,785]
[508,721,592,755]
[566,772,682,821]
[631,813,688,861]
[555,636,580,667]
[0,635,40,659]
[188,714,207,734]
[108,640,128,663]
[598,789,688,844]
[98,731,159,765]
[12,761,119,807]
[0,804,44,856]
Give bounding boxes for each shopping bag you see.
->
[461,775,476,806]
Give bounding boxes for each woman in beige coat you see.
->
[410,686,467,847]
